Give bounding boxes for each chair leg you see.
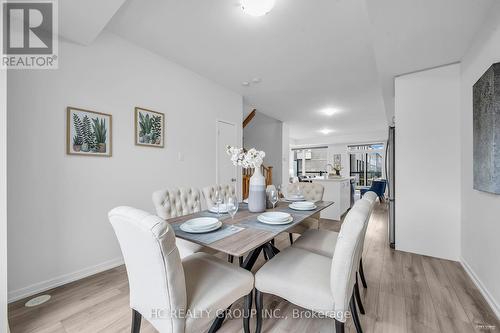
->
[243,291,253,333]
[228,255,234,263]
[289,233,294,244]
[131,309,141,333]
[350,294,363,333]
[359,258,367,289]
[263,250,268,261]
[239,256,244,267]
[354,275,365,315]
[255,289,264,333]
[271,238,275,246]
[334,319,345,333]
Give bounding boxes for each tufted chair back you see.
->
[202,184,236,209]
[286,182,324,201]
[108,206,187,333]
[330,207,365,322]
[152,187,202,219]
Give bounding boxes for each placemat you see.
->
[172,223,245,245]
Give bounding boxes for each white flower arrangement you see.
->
[226,146,265,169]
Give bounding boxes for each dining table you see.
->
[167,200,334,271]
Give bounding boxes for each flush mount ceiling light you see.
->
[241,0,276,17]
[319,128,334,135]
[320,107,339,117]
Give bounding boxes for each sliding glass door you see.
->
[348,143,384,187]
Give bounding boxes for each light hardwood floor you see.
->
[8,203,499,332]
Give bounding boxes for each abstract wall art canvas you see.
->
[67,107,112,157]
[473,62,500,194]
[135,107,165,148]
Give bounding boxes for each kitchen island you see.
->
[312,177,352,220]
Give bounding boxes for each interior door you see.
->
[217,120,237,189]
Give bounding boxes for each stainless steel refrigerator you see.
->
[385,126,396,249]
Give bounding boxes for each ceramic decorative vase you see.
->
[248,165,266,213]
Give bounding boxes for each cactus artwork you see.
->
[135,107,164,147]
[67,107,112,157]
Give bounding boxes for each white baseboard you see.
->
[8,257,124,303]
[460,258,500,320]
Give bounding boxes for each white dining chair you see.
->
[286,182,325,244]
[254,206,367,333]
[362,191,378,205]
[152,187,214,259]
[109,206,254,333]
[291,195,376,314]
[202,184,236,210]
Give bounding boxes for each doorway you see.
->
[216,120,237,190]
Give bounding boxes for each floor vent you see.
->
[25,294,51,307]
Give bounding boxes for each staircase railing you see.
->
[242,165,273,199]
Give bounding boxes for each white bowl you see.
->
[257,215,293,225]
[180,221,222,233]
[291,201,315,207]
[182,217,219,230]
[209,204,228,213]
[259,212,291,222]
[289,203,317,211]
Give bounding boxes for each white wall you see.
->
[281,122,291,185]
[1,64,9,332]
[460,3,500,316]
[7,31,242,301]
[395,63,461,261]
[243,111,282,184]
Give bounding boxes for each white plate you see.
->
[259,212,291,222]
[257,215,293,225]
[180,221,222,233]
[291,201,315,207]
[182,217,219,230]
[289,204,317,211]
[209,204,228,213]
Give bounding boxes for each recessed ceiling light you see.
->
[320,107,339,117]
[241,81,250,86]
[319,128,334,135]
[241,0,276,17]
[252,78,261,83]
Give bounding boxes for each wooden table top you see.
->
[167,200,334,257]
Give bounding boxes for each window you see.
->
[348,143,384,187]
[292,147,328,178]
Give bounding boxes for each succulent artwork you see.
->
[137,109,163,146]
[69,108,110,156]
[72,114,83,147]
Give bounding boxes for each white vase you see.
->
[248,165,266,213]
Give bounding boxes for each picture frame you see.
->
[67,107,112,157]
[134,107,165,148]
[473,62,500,194]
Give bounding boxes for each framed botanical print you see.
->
[135,107,165,148]
[67,107,112,157]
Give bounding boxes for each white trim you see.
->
[215,119,237,187]
[8,257,124,303]
[460,257,500,320]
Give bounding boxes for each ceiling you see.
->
[365,0,495,124]
[60,0,494,142]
